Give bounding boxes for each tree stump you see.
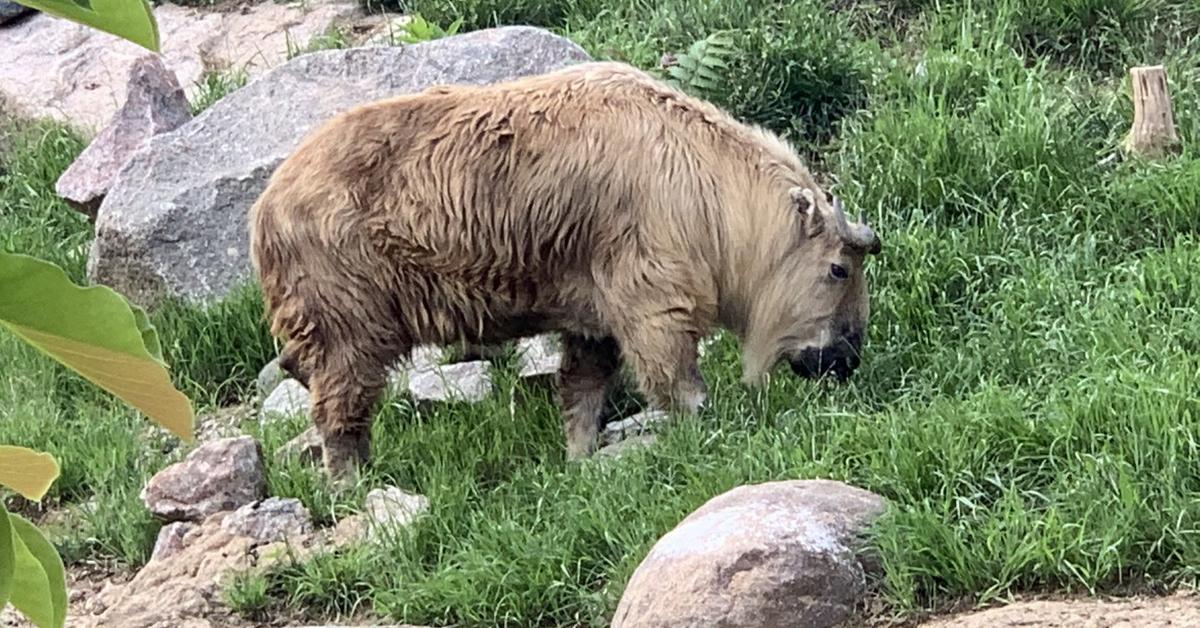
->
[1123,65,1181,159]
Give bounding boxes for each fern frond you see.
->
[663,30,739,100]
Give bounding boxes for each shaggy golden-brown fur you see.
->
[249,61,881,476]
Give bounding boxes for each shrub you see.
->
[721,3,874,142]
[1005,0,1156,69]
[570,0,875,144]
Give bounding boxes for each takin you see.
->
[248,61,883,478]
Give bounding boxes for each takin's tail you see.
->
[247,189,332,385]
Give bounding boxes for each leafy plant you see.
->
[393,14,464,44]
[663,31,737,99]
[0,254,194,440]
[0,253,194,627]
[0,3,188,625]
[285,25,350,60]
[9,0,158,51]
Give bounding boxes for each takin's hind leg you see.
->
[306,348,392,483]
[558,334,621,460]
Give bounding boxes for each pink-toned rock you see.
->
[0,0,370,133]
[54,55,191,218]
[612,480,886,628]
[150,521,195,562]
[140,436,266,522]
[74,513,290,628]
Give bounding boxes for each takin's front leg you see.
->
[558,334,621,460]
[616,324,708,416]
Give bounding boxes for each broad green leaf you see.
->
[7,514,66,628]
[128,302,165,363]
[0,253,193,441]
[0,505,13,610]
[0,447,59,501]
[11,0,158,51]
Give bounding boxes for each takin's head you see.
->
[741,184,882,385]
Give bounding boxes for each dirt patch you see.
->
[915,590,1200,627]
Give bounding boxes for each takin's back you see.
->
[249,61,767,342]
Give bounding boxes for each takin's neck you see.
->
[714,194,795,345]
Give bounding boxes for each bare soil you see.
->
[914,590,1200,628]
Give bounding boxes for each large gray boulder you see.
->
[611,479,886,628]
[88,27,592,307]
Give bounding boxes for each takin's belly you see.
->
[394,267,610,345]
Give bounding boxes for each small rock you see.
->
[276,426,323,463]
[365,486,429,528]
[516,334,561,378]
[331,515,368,547]
[256,357,286,398]
[409,345,447,371]
[54,55,191,217]
[0,0,33,25]
[611,479,886,628]
[221,497,312,543]
[192,403,252,443]
[140,436,267,522]
[408,361,493,403]
[335,486,429,545]
[150,521,195,562]
[261,378,310,421]
[596,434,657,458]
[602,410,669,446]
[386,365,408,394]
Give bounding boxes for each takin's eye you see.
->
[829,263,849,281]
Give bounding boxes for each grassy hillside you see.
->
[2,0,1199,625]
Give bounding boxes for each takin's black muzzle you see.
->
[788,332,863,381]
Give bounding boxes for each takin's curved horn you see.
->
[830,196,881,255]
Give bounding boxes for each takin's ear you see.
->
[789,186,825,237]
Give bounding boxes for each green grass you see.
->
[189,68,249,115]
[3,0,1200,625]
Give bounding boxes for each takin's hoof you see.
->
[565,440,598,462]
[320,429,370,487]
